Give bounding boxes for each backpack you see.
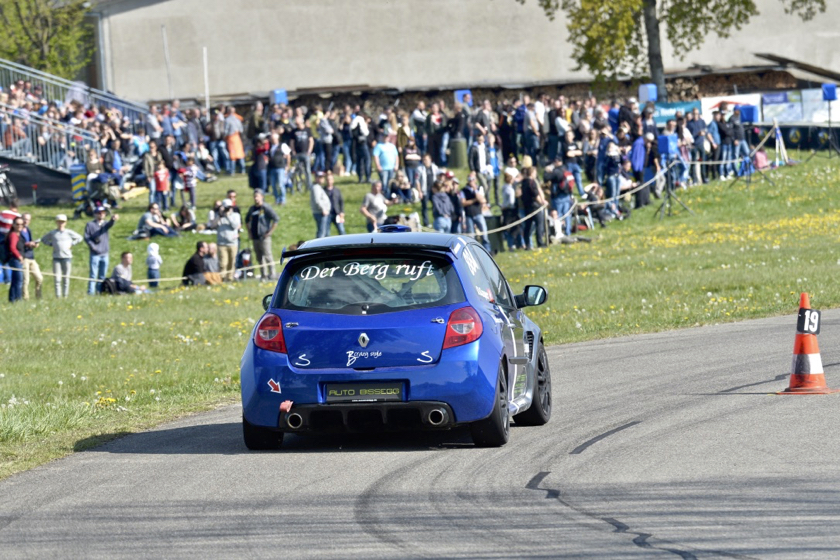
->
[100,278,118,295]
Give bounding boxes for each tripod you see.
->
[730,123,777,189]
[656,159,694,219]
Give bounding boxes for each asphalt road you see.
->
[3,310,840,558]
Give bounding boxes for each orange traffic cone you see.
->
[778,293,840,395]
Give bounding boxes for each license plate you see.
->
[325,382,403,403]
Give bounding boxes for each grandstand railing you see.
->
[0,58,148,135]
[0,102,100,173]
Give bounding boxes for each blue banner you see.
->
[653,101,701,125]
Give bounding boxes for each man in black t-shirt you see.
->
[291,117,313,190]
[460,173,491,252]
[182,241,208,285]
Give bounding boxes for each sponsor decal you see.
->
[267,379,281,393]
[417,351,434,363]
[463,249,479,276]
[294,354,311,367]
[346,350,383,367]
[298,261,435,282]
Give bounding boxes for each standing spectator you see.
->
[207,109,229,173]
[524,103,541,166]
[351,112,371,183]
[249,134,270,192]
[84,206,118,295]
[500,170,523,251]
[519,167,546,250]
[225,106,246,175]
[718,104,734,178]
[5,216,24,302]
[426,103,448,166]
[431,180,454,233]
[563,130,585,196]
[245,101,267,142]
[318,110,335,173]
[708,111,722,181]
[731,108,749,175]
[460,173,492,252]
[544,159,573,238]
[402,136,422,193]
[182,156,199,208]
[340,112,355,176]
[643,132,661,199]
[214,199,241,282]
[0,198,21,285]
[153,160,171,212]
[146,243,162,288]
[20,213,43,300]
[447,177,464,234]
[292,117,314,190]
[687,108,709,184]
[310,173,332,238]
[268,134,290,205]
[373,135,399,195]
[396,114,413,167]
[360,181,393,233]
[411,101,428,154]
[142,142,163,205]
[418,153,439,227]
[40,214,83,298]
[325,171,346,236]
[246,189,279,281]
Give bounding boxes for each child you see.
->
[154,160,171,212]
[182,156,199,209]
[146,243,162,288]
[40,213,83,298]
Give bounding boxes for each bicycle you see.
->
[0,164,18,205]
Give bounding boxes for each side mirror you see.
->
[262,294,272,311]
[516,285,547,308]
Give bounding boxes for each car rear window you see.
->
[278,254,465,315]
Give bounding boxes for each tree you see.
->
[0,0,92,80]
[518,0,827,100]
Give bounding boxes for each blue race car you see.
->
[240,228,550,449]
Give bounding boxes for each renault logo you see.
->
[358,333,370,348]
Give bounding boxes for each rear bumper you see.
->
[241,338,501,429]
[276,401,456,433]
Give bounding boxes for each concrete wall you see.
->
[96,0,840,103]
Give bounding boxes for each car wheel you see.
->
[514,343,551,426]
[470,364,510,447]
[243,417,284,450]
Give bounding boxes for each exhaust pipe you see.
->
[286,412,304,429]
[427,408,448,426]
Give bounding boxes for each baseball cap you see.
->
[221,198,233,207]
[94,205,107,213]
[55,213,67,222]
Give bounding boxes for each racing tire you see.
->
[243,417,284,450]
[514,344,551,426]
[470,364,510,447]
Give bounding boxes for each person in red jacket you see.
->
[5,216,25,302]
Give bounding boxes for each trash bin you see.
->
[485,214,505,254]
[448,138,467,169]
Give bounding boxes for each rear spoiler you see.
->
[281,242,457,264]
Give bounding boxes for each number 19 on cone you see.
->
[778,293,840,395]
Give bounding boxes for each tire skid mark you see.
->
[718,374,789,394]
[353,452,445,557]
[526,472,756,560]
[570,421,641,455]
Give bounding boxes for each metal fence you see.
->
[0,58,149,135]
[0,102,100,173]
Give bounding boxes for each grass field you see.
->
[2,154,840,479]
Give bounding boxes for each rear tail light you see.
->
[443,306,483,349]
[254,313,286,353]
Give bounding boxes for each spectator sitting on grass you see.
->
[170,205,197,232]
[183,241,208,286]
[135,203,177,239]
[203,242,220,273]
[112,251,144,293]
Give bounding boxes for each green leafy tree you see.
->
[0,0,92,79]
[518,0,826,99]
